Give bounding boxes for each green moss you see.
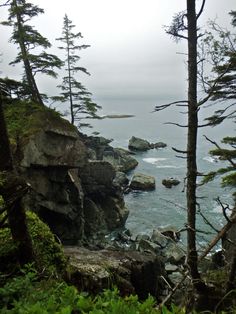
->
[0,211,67,276]
[3,100,77,145]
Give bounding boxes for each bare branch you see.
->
[172,147,188,154]
[216,197,232,223]
[199,211,236,261]
[154,100,188,112]
[196,0,206,20]
[164,122,188,128]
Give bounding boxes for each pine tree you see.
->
[202,11,236,193]
[1,0,63,105]
[57,14,100,125]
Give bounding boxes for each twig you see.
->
[216,197,231,223]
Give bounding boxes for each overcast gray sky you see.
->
[1,0,235,105]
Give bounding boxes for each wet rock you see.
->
[113,172,129,187]
[151,229,169,248]
[157,225,181,242]
[65,246,165,300]
[80,161,116,195]
[128,136,167,151]
[130,173,156,191]
[138,239,160,254]
[104,148,138,173]
[128,136,151,151]
[162,241,186,264]
[162,178,180,188]
[154,142,167,149]
[135,234,151,242]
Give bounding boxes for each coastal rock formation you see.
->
[16,109,129,244]
[128,136,167,151]
[130,173,156,191]
[128,136,150,151]
[162,178,180,188]
[65,246,165,300]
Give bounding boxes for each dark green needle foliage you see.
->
[57,14,101,125]
[1,0,63,105]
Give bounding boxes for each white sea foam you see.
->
[143,157,184,168]
[203,156,219,163]
[142,157,167,165]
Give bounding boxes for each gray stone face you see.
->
[19,117,129,244]
[128,136,151,151]
[113,171,129,187]
[162,178,180,188]
[65,246,165,299]
[130,173,156,191]
[21,129,87,168]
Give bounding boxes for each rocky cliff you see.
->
[7,103,129,245]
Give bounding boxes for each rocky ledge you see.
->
[15,109,131,245]
[65,246,165,300]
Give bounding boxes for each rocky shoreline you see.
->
[15,110,215,301]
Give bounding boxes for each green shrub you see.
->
[0,211,66,276]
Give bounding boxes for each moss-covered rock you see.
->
[0,211,67,276]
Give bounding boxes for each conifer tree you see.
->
[1,0,63,105]
[202,11,236,193]
[57,14,100,125]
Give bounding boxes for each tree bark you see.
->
[186,0,202,289]
[0,95,34,266]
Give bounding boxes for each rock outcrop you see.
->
[162,178,180,188]
[82,134,138,173]
[65,246,165,300]
[128,136,167,151]
[16,109,129,244]
[130,173,156,191]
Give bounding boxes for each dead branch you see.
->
[164,122,188,128]
[199,211,236,261]
[154,100,188,112]
[216,197,231,223]
[196,0,206,19]
[172,147,187,154]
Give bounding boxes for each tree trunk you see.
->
[13,0,44,106]
[0,96,34,266]
[186,0,202,289]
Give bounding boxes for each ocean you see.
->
[84,97,235,246]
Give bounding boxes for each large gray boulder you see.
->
[128,136,151,151]
[65,246,165,299]
[130,173,156,191]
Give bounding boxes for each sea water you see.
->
[84,97,235,246]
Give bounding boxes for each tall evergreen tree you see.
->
[57,14,100,125]
[1,0,63,105]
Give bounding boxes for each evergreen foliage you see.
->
[202,12,236,196]
[1,0,63,105]
[56,14,101,125]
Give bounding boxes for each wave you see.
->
[203,156,219,163]
[143,157,184,168]
[143,157,167,165]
